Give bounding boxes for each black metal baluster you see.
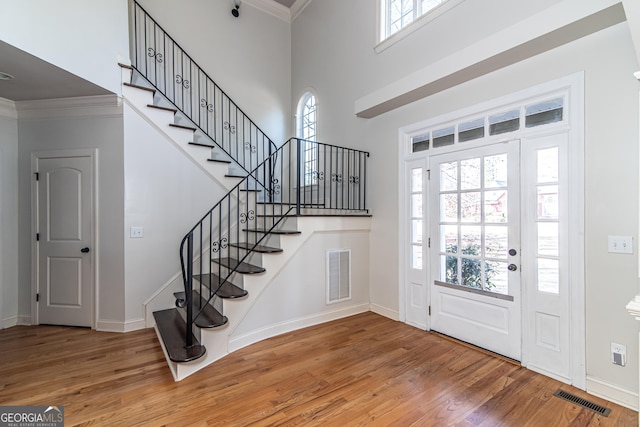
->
[296,138,302,216]
[185,233,194,347]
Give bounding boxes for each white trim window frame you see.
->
[296,91,319,187]
[376,0,465,53]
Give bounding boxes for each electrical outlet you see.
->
[611,342,626,366]
[608,236,633,254]
[130,226,144,238]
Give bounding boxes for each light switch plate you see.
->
[608,236,633,254]
[130,226,144,238]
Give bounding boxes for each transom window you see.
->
[410,97,565,154]
[380,0,451,42]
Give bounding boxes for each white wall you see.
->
[0,100,19,328]
[292,0,640,400]
[136,0,292,145]
[231,230,370,339]
[122,103,228,326]
[16,98,126,325]
[0,0,130,96]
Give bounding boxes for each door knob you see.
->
[81,247,90,253]
[508,263,517,271]
[509,248,517,256]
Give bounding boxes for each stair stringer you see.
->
[170,215,371,381]
[120,70,244,194]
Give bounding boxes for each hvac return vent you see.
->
[553,389,611,417]
[326,249,351,304]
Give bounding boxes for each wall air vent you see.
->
[327,249,351,304]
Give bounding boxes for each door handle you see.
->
[509,248,517,256]
[81,247,90,253]
[508,264,517,271]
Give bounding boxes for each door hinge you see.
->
[36,293,40,302]
[34,172,39,181]
[427,169,431,180]
[36,233,40,241]
[428,305,431,316]
[428,237,431,248]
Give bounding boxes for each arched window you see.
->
[299,92,317,141]
[297,92,318,186]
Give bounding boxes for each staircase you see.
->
[125,1,370,380]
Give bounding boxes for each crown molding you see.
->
[291,0,312,21]
[244,0,312,23]
[16,94,122,120]
[244,0,291,22]
[0,97,17,119]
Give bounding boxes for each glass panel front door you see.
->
[430,141,521,360]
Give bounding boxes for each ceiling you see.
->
[0,1,299,104]
[0,40,111,102]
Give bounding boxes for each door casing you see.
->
[397,73,585,389]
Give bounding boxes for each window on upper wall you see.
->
[378,0,464,50]
[297,92,318,186]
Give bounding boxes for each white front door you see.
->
[36,154,94,327]
[429,141,521,360]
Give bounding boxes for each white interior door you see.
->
[37,155,94,327]
[429,141,521,360]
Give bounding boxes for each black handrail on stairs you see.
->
[130,1,370,351]
[179,138,369,347]
[131,1,276,174]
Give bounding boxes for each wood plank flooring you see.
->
[0,312,636,426]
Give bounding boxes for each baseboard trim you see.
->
[228,303,370,353]
[1,315,18,329]
[586,376,638,411]
[96,318,146,333]
[370,303,399,321]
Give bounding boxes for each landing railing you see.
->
[131,0,275,173]
[180,138,369,346]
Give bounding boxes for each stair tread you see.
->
[228,242,283,253]
[118,63,133,70]
[173,290,228,328]
[123,82,155,94]
[153,309,206,363]
[212,257,266,274]
[242,228,302,235]
[147,104,177,113]
[193,274,249,298]
[169,123,197,132]
[240,189,262,192]
[207,158,232,164]
[225,174,246,179]
[188,142,215,148]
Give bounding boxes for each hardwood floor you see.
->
[0,312,636,426]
